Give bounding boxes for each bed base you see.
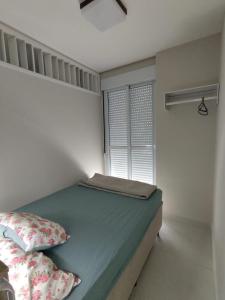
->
[106,205,162,300]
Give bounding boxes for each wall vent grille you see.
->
[0,23,100,94]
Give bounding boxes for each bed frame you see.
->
[107,205,162,300]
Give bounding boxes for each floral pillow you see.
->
[0,238,81,300]
[0,212,69,252]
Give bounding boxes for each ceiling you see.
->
[0,0,224,72]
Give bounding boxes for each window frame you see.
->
[103,80,156,184]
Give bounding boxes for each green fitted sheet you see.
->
[17,185,162,300]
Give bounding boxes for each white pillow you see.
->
[0,237,81,300]
[0,212,69,252]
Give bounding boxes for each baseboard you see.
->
[212,232,218,300]
[163,212,211,230]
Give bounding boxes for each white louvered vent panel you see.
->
[33,48,44,74]
[43,53,52,77]
[89,73,92,91]
[79,69,83,87]
[58,59,65,81]
[0,30,6,61]
[70,65,76,85]
[130,83,153,146]
[64,62,71,83]
[4,34,19,66]
[0,22,100,94]
[52,56,59,79]
[76,67,80,86]
[26,43,34,71]
[83,71,88,89]
[17,39,28,69]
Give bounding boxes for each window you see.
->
[104,81,155,184]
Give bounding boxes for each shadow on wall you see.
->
[0,105,88,211]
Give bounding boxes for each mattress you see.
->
[16,185,162,300]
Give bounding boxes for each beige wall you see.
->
[0,64,103,211]
[213,18,225,300]
[156,34,221,225]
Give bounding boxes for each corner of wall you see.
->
[212,15,225,300]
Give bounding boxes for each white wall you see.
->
[0,63,103,211]
[156,34,221,225]
[213,17,225,300]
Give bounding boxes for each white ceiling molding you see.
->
[101,65,155,91]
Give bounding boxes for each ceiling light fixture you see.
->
[80,0,127,31]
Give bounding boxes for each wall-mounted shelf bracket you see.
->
[165,84,219,110]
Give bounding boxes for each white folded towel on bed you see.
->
[79,173,157,199]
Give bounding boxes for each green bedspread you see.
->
[17,185,162,300]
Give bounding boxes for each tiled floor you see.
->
[129,217,215,300]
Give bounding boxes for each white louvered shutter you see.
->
[104,82,155,184]
[130,83,154,183]
[107,87,129,179]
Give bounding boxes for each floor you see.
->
[129,217,215,300]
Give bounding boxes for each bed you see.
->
[16,185,162,300]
